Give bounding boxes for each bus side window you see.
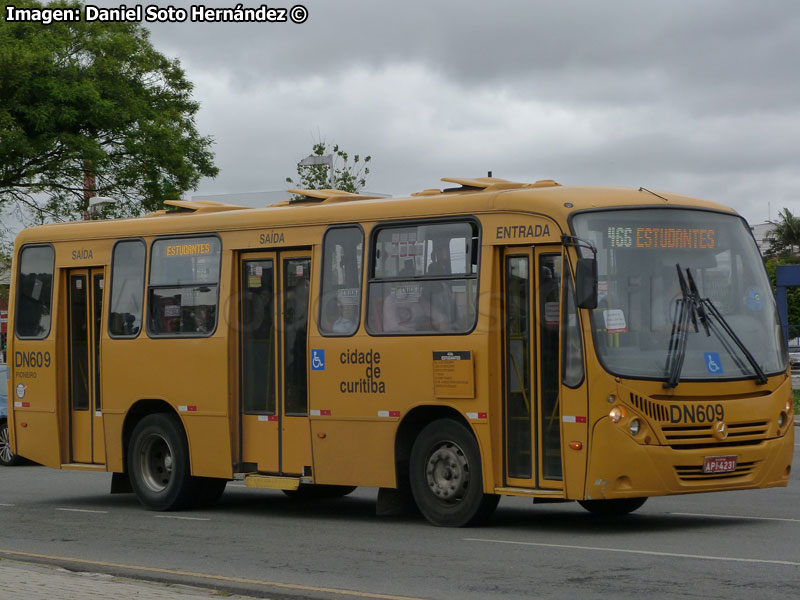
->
[109,240,146,338]
[15,245,55,339]
[318,226,363,337]
[146,236,221,338]
[367,221,479,335]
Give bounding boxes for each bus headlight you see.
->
[785,399,793,415]
[629,419,641,436]
[609,406,625,423]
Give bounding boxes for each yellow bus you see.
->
[6,177,794,526]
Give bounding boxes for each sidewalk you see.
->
[0,560,258,600]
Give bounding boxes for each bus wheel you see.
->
[283,484,357,500]
[0,421,22,467]
[409,419,499,527]
[128,414,193,511]
[192,477,227,508]
[578,497,647,516]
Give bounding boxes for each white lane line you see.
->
[0,503,15,507]
[56,508,108,514]
[465,538,800,567]
[670,512,800,523]
[154,515,211,521]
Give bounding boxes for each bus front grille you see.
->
[674,461,759,481]
[661,421,769,448]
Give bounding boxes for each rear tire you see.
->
[578,497,647,516]
[0,421,22,467]
[128,413,193,511]
[409,419,499,527]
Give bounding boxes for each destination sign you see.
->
[607,226,715,250]
[165,242,212,257]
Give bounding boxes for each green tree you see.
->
[0,0,218,223]
[765,256,800,339]
[0,242,10,308]
[286,141,371,194]
[767,208,800,257]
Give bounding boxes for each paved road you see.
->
[1,444,799,600]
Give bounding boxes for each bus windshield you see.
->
[571,208,786,382]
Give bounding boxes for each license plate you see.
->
[703,455,738,474]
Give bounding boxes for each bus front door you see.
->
[239,251,313,477]
[67,268,105,464]
[502,246,564,490]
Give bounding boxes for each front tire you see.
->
[0,421,22,467]
[128,413,193,511]
[409,419,499,527]
[578,497,647,516]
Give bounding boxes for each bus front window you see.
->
[571,208,785,382]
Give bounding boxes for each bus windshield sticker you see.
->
[704,352,723,374]
[745,288,763,310]
[602,309,627,333]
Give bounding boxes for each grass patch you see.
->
[794,389,800,414]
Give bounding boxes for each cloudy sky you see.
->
[106,0,798,225]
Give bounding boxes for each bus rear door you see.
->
[67,267,106,464]
[239,251,313,477]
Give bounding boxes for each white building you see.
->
[750,222,776,256]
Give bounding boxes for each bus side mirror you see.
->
[575,257,598,309]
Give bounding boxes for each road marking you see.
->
[0,503,14,507]
[154,515,211,521]
[0,548,424,600]
[55,508,108,514]
[465,538,800,567]
[670,512,800,523]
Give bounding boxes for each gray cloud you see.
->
[81,0,800,224]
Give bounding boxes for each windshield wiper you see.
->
[663,264,767,388]
[663,265,695,388]
[685,269,768,385]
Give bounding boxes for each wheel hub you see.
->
[425,442,470,503]
[0,426,12,463]
[138,434,173,492]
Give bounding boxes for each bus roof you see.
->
[13,179,736,245]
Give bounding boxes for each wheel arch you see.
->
[121,399,185,473]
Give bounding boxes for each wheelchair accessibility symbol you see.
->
[704,352,723,375]
[311,349,325,371]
